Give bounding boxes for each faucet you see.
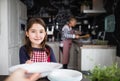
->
[97,31,106,40]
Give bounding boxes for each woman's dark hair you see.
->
[25,18,48,56]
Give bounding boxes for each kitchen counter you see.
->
[81,45,116,49]
[80,45,116,71]
[69,41,116,71]
[72,39,109,47]
[72,38,116,49]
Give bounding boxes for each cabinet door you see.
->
[8,0,22,67]
[18,1,27,20]
[9,47,20,66]
[81,48,116,71]
[8,0,19,47]
[69,43,80,70]
[0,1,1,37]
[47,42,60,62]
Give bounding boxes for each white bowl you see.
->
[47,69,82,81]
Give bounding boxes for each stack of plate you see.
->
[47,69,83,81]
[9,62,83,81]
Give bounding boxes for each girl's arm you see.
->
[19,46,29,64]
[49,47,57,62]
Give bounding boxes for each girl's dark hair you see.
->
[25,18,48,56]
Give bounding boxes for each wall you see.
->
[0,0,9,75]
[115,0,120,57]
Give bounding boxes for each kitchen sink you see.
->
[92,39,108,45]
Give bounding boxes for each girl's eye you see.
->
[40,30,44,33]
[31,30,35,33]
[40,31,43,33]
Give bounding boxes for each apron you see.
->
[62,39,72,64]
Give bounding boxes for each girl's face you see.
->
[26,23,46,48]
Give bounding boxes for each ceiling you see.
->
[20,0,91,16]
[20,0,120,17]
[20,0,120,26]
[19,0,120,26]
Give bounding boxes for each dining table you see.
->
[0,75,89,81]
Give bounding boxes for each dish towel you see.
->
[105,14,115,32]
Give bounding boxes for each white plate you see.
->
[48,69,83,81]
[9,62,62,77]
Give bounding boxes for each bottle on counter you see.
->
[52,36,55,42]
[56,22,59,29]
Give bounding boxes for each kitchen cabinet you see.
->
[18,1,27,45]
[0,5,1,35]
[0,0,27,75]
[69,43,81,69]
[8,0,27,70]
[80,45,116,71]
[18,1,27,20]
[69,43,116,71]
[47,42,60,62]
[0,0,9,75]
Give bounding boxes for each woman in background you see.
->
[19,18,56,64]
[61,17,80,69]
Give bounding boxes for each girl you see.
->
[19,18,56,64]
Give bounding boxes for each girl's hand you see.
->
[25,60,33,64]
[5,68,40,81]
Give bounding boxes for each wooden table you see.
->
[0,75,89,81]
